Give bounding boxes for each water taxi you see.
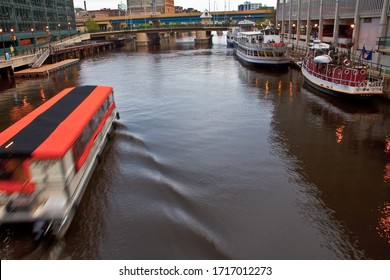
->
[301,40,384,99]
[0,85,119,239]
[233,21,290,66]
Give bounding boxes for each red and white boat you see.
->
[301,40,384,99]
[0,85,119,239]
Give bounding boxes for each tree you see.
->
[86,19,99,32]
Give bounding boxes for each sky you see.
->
[73,0,277,11]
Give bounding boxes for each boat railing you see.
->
[236,39,286,49]
[302,60,384,92]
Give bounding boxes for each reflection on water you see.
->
[377,202,390,244]
[0,33,390,259]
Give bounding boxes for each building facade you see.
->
[127,0,175,14]
[0,0,76,55]
[276,0,390,65]
[238,1,264,11]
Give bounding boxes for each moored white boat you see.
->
[226,27,237,47]
[233,21,291,66]
[301,40,384,99]
[0,85,119,239]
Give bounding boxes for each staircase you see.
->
[30,48,50,68]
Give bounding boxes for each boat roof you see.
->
[0,85,113,159]
[240,31,263,36]
[238,20,256,26]
[308,39,331,50]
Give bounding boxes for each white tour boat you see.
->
[233,20,291,66]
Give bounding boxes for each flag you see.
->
[362,46,372,61]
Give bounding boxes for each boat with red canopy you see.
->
[0,85,119,238]
[301,40,384,99]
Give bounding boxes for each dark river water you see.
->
[0,33,390,260]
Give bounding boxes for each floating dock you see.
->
[14,59,79,78]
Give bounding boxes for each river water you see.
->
[0,33,389,260]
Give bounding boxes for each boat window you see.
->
[0,158,27,182]
[72,97,112,169]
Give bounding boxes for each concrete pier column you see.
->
[148,32,161,45]
[306,0,311,43]
[332,0,340,46]
[352,0,360,52]
[136,32,149,47]
[194,31,210,44]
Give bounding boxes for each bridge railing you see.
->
[89,22,235,33]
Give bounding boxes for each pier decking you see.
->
[14,59,79,78]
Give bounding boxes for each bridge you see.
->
[83,9,275,46]
[80,9,275,31]
[89,26,230,45]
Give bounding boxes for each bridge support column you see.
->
[136,32,149,47]
[148,32,161,46]
[194,31,212,45]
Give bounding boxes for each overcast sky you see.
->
[73,0,277,11]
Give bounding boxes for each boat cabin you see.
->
[0,85,119,238]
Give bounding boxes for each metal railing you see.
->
[301,58,384,93]
[31,48,50,68]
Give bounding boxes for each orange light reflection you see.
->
[384,162,390,183]
[385,135,390,154]
[377,202,390,244]
[335,124,345,144]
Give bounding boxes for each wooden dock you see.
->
[14,59,79,78]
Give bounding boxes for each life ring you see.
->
[343,58,351,67]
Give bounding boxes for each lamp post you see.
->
[349,23,355,52]
[0,28,5,59]
[68,22,71,38]
[313,23,318,39]
[292,23,296,41]
[31,28,35,48]
[10,28,15,56]
[214,1,216,26]
[57,23,61,40]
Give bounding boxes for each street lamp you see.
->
[144,7,147,26]
[9,28,15,56]
[292,23,296,41]
[57,23,61,39]
[214,1,216,26]
[313,23,318,39]
[31,28,35,48]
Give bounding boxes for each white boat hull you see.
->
[235,48,291,65]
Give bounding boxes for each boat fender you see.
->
[343,58,351,67]
[116,112,120,120]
